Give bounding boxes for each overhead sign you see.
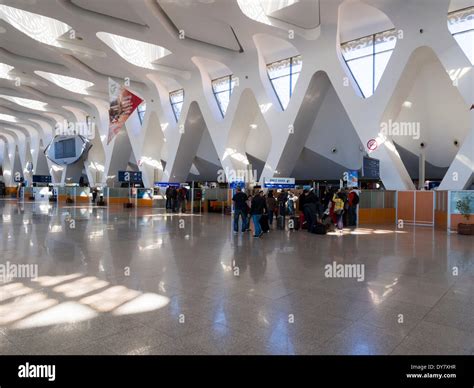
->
[362,157,380,179]
[118,171,142,183]
[264,177,295,189]
[154,182,180,188]
[33,175,52,184]
[107,78,144,145]
[229,181,245,189]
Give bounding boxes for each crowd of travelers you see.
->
[165,186,189,213]
[232,186,361,238]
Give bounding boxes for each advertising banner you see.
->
[107,78,143,144]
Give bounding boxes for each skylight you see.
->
[0,113,18,123]
[0,5,71,47]
[448,7,474,65]
[34,71,94,95]
[0,95,48,111]
[0,63,14,80]
[96,32,171,70]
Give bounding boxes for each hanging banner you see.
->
[107,78,143,145]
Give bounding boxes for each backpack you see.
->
[352,192,360,205]
[334,198,344,214]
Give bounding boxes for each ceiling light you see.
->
[96,32,171,70]
[402,101,412,108]
[0,113,17,122]
[34,71,94,95]
[250,124,257,129]
[0,95,48,111]
[0,5,71,47]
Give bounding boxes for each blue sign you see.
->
[118,171,142,183]
[33,175,52,184]
[264,177,295,189]
[154,182,180,188]
[229,181,245,189]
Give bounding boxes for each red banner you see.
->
[107,78,143,145]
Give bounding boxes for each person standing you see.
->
[178,186,187,213]
[266,190,277,227]
[251,191,267,238]
[232,187,248,233]
[165,186,172,210]
[348,187,360,226]
[170,187,178,212]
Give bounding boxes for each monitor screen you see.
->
[55,138,76,159]
[362,156,380,179]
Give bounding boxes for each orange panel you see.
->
[450,214,474,230]
[359,208,395,225]
[397,191,415,223]
[435,210,448,230]
[415,191,434,223]
[137,199,152,207]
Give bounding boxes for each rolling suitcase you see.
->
[289,216,300,230]
[277,216,285,230]
[259,214,270,233]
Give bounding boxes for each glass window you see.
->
[212,75,234,117]
[137,102,146,125]
[169,89,184,122]
[448,7,474,65]
[341,29,397,98]
[267,55,302,110]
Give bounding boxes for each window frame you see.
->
[169,88,184,122]
[211,75,234,117]
[340,28,397,98]
[266,55,302,110]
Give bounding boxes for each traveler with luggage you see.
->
[170,187,178,212]
[266,190,277,227]
[276,189,288,230]
[232,187,248,234]
[348,187,360,226]
[251,191,267,238]
[332,190,345,231]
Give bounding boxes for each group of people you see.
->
[165,186,188,213]
[301,187,360,233]
[232,186,360,238]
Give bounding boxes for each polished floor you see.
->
[0,199,473,355]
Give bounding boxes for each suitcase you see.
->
[311,223,327,235]
[289,216,300,230]
[277,216,285,230]
[259,214,270,233]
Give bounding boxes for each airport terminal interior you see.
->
[0,0,473,357]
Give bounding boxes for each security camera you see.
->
[419,28,424,34]
[454,140,459,146]
[420,142,425,148]
[331,147,337,153]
